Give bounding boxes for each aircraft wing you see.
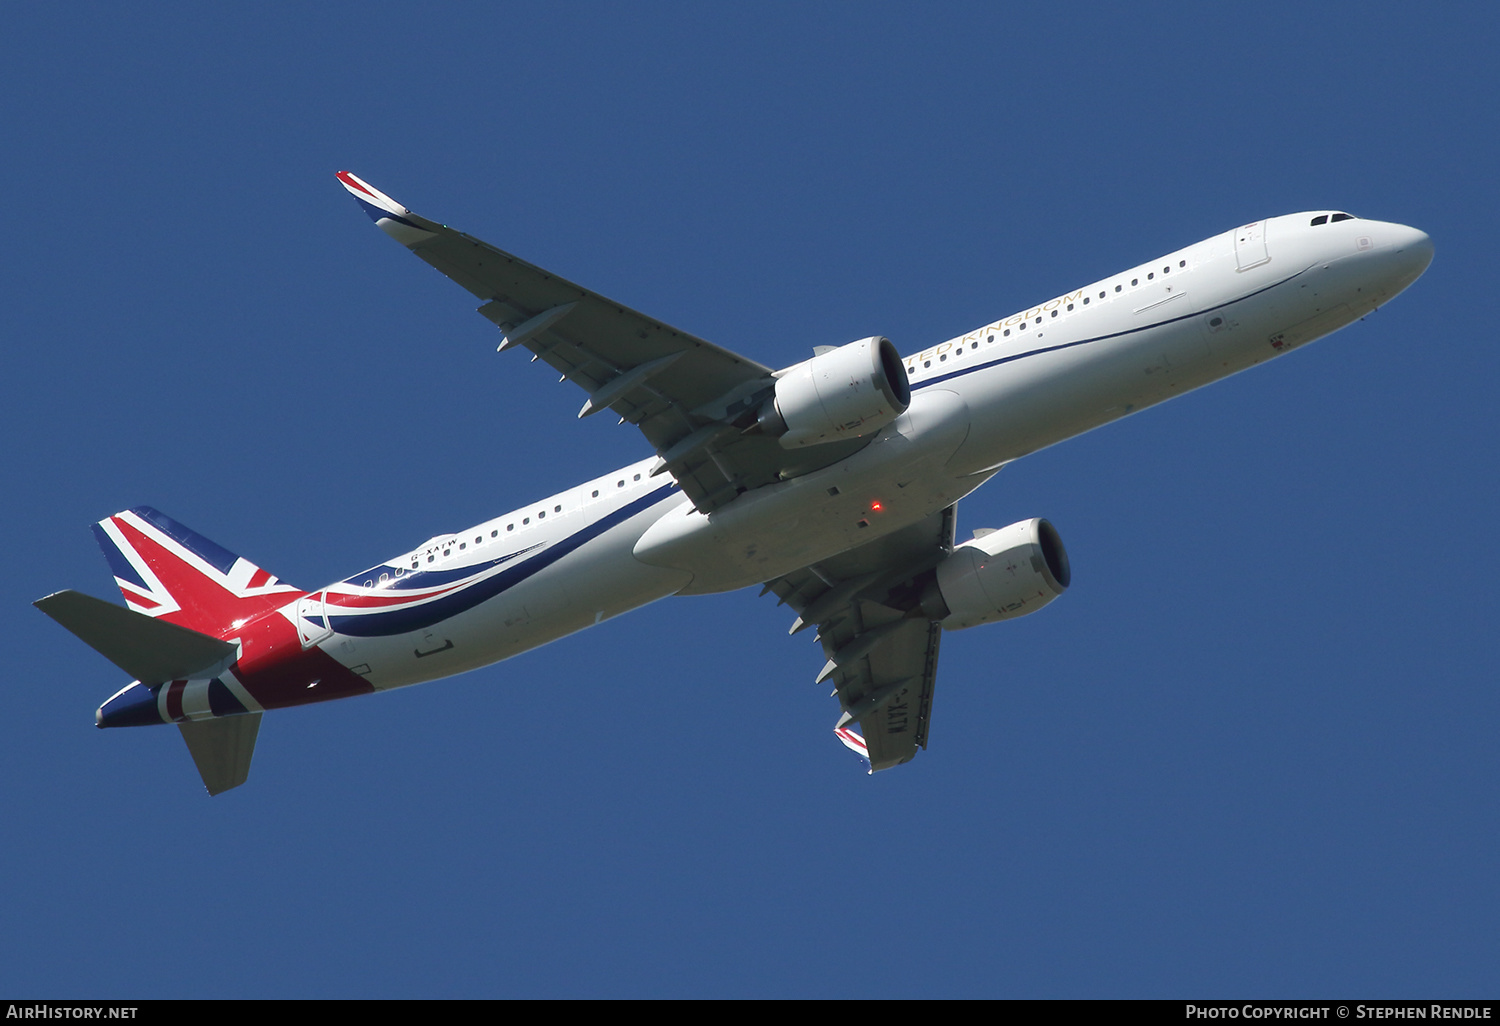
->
[763,504,956,771]
[337,172,871,513]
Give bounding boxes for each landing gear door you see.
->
[1234,221,1270,271]
[297,591,333,648]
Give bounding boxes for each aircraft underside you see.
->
[36,177,1433,793]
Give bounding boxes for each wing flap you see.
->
[766,505,956,772]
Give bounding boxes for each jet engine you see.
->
[921,518,1071,630]
[758,336,911,448]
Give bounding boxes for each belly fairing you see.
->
[633,389,972,593]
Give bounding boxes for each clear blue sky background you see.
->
[4,2,1495,998]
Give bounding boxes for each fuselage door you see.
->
[1234,221,1271,271]
[297,591,333,648]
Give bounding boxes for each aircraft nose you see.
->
[1387,223,1434,284]
[1359,222,1433,299]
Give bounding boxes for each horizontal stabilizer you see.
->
[179,713,261,796]
[35,590,237,684]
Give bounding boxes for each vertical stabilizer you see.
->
[92,507,302,635]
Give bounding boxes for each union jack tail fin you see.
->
[92,507,303,637]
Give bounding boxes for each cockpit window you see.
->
[1310,215,1329,226]
[1330,212,1355,222]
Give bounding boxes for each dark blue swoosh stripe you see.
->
[328,483,678,637]
[343,542,544,590]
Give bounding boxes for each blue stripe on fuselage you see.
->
[327,483,678,638]
[910,267,1307,392]
[343,542,545,590]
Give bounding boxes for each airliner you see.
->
[35,173,1433,794]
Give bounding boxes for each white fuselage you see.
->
[304,213,1431,692]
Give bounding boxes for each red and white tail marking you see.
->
[93,507,302,636]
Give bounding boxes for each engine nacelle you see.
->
[759,336,911,448]
[923,518,1071,630]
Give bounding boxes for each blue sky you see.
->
[4,3,1496,997]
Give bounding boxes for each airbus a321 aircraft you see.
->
[36,173,1433,794]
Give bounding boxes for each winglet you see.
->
[834,725,872,774]
[335,171,441,246]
